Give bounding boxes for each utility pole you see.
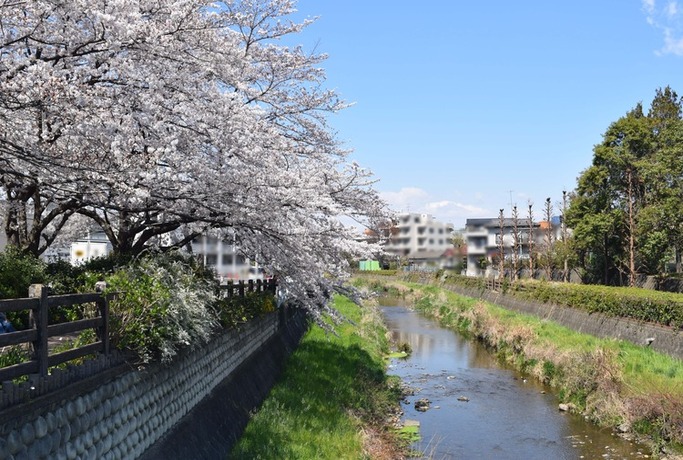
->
[562,190,569,282]
[498,209,505,282]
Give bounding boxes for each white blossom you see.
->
[0,0,389,314]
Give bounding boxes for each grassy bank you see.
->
[230,296,407,460]
[356,278,683,458]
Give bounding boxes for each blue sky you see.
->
[289,1,683,229]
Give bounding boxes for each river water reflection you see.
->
[380,304,650,460]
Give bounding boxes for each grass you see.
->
[394,423,420,444]
[230,295,407,460]
[357,278,683,457]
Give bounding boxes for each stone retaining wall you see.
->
[443,284,683,360]
[0,309,307,460]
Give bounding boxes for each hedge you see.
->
[443,274,683,329]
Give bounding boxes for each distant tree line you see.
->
[566,86,683,286]
[497,86,683,287]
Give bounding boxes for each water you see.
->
[380,305,650,460]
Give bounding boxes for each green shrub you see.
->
[42,254,136,325]
[215,291,276,328]
[105,251,219,363]
[442,273,486,291]
[0,247,46,329]
[417,273,683,328]
[0,345,30,369]
[0,246,45,299]
[511,280,683,329]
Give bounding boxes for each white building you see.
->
[70,230,112,265]
[464,216,563,277]
[384,213,454,259]
[189,235,261,282]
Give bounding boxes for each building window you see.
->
[205,254,218,266]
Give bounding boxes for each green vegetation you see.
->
[357,278,683,456]
[394,423,420,445]
[0,345,29,370]
[0,247,275,367]
[566,86,683,286]
[0,246,46,299]
[215,291,275,329]
[105,252,218,363]
[231,296,407,460]
[441,273,683,328]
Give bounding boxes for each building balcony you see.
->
[467,245,486,255]
[466,228,488,237]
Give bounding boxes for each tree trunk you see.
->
[603,233,609,285]
[627,168,636,287]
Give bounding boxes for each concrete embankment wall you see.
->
[441,284,683,360]
[0,308,308,460]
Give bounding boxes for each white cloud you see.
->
[379,187,429,212]
[643,0,656,16]
[642,0,683,55]
[662,27,683,54]
[380,187,491,227]
[425,200,452,210]
[667,0,679,17]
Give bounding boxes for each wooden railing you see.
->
[0,285,114,383]
[485,278,503,292]
[0,279,277,384]
[219,279,277,298]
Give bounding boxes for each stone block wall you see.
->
[445,284,683,359]
[0,311,298,460]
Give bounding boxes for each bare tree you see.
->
[511,205,521,281]
[527,203,535,278]
[542,197,554,280]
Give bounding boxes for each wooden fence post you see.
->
[238,280,245,298]
[29,284,49,377]
[247,279,254,293]
[98,294,110,355]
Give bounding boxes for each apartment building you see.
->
[189,235,261,281]
[384,213,454,260]
[67,231,258,281]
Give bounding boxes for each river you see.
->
[380,304,651,460]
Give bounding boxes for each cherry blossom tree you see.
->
[0,0,387,313]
